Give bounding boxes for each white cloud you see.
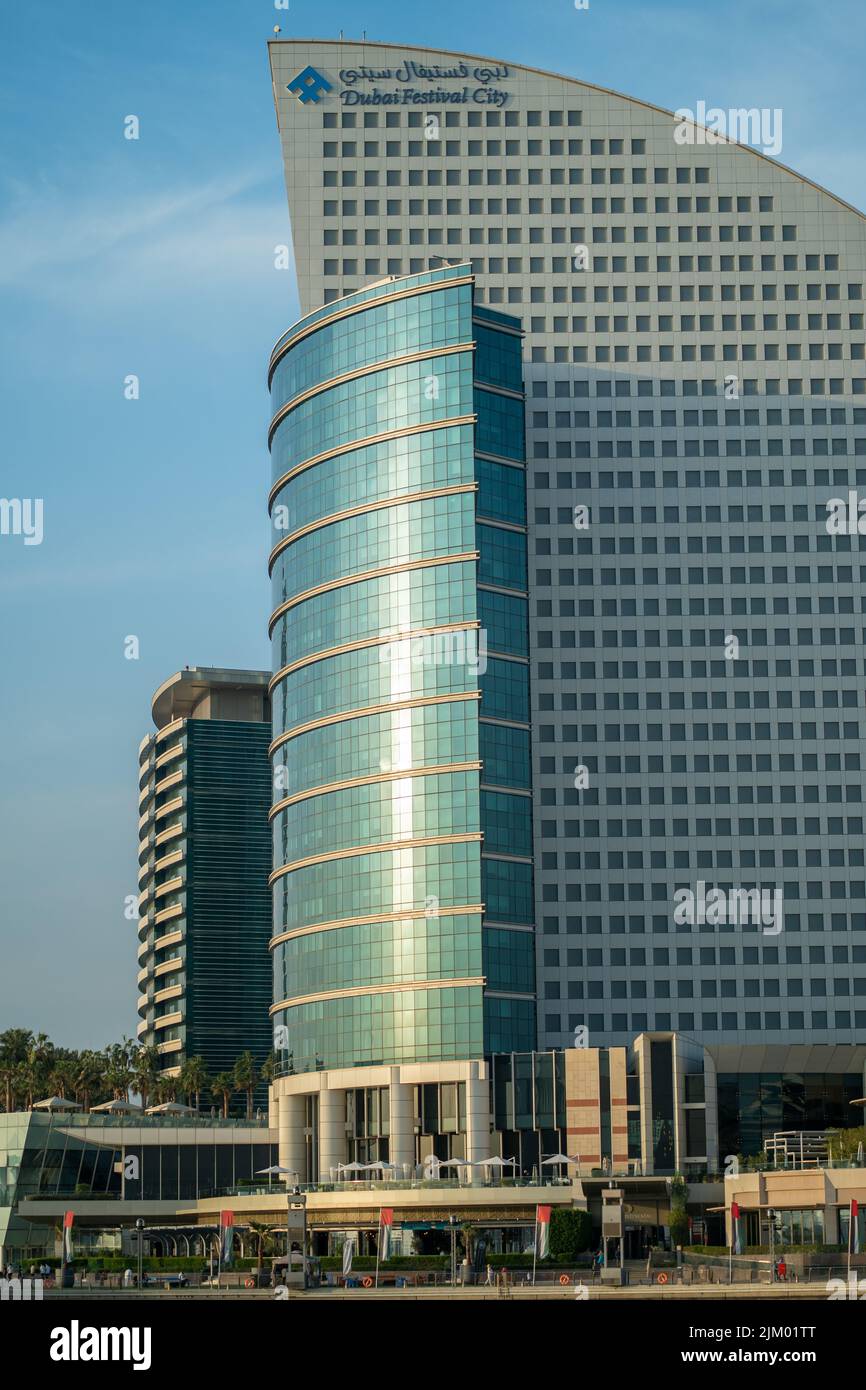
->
[0,167,293,307]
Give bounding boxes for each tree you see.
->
[548,1207,592,1260]
[72,1052,104,1113]
[130,1044,161,1111]
[103,1043,133,1101]
[11,1063,30,1111]
[0,1029,34,1111]
[459,1222,474,1264]
[259,1053,278,1088]
[669,1208,691,1246]
[27,1033,55,1101]
[152,1075,179,1106]
[828,1126,866,1163]
[212,1072,236,1120]
[233,1052,258,1120]
[179,1057,209,1112]
[669,1173,691,1248]
[48,1059,79,1102]
[247,1220,276,1278]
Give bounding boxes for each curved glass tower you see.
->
[267,265,535,1085]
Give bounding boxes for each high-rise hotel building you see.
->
[267,265,535,1172]
[137,668,272,1102]
[267,39,866,1174]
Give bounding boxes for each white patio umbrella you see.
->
[255,1165,298,1176]
[541,1153,580,1165]
[335,1161,368,1175]
[145,1101,197,1115]
[437,1157,473,1180]
[475,1156,517,1168]
[364,1160,398,1171]
[31,1096,82,1112]
[91,1098,143,1115]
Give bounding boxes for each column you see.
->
[278,1090,307,1185]
[465,1061,491,1172]
[317,1083,348,1181]
[389,1067,415,1173]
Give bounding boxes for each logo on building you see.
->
[287,66,332,104]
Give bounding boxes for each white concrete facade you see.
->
[272,1059,492,1183]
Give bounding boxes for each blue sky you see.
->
[1,0,864,1051]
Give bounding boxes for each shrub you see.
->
[548,1208,592,1261]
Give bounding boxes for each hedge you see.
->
[318,1253,594,1272]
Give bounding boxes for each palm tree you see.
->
[72,1051,104,1112]
[211,1072,236,1120]
[11,1062,31,1111]
[20,1056,43,1109]
[247,1220,275,1279]
[152,1074,179,1106]
[48,1058,79,1101]
[179,1056,209,1112]
[0,1057,17,1113]
[103,1043,133,1101]
[233,1052,258,1120]
[460,1222,475,1266]
[27,1033,55,1100]
[259,1053,278,1088]
[130,1044,160,1111]
[0,1029,34,1111]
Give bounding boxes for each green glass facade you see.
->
[268,265,536,1072]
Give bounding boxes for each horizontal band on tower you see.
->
[270,975,486,1014]
[269,832,483,884]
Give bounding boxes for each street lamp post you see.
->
[288,1186,307,1289]
[449,1214,457,1287]
[135,1218,144,1290]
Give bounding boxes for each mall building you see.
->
[5,1035,865,1262]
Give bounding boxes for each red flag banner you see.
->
[536,1204,552,1260]
[63,1210,74,1262]
[379,1207,394,1261]
[220,1210,235,1266]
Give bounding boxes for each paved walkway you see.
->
[44,1282,830,1302]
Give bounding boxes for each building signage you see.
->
[337,59,510,107]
